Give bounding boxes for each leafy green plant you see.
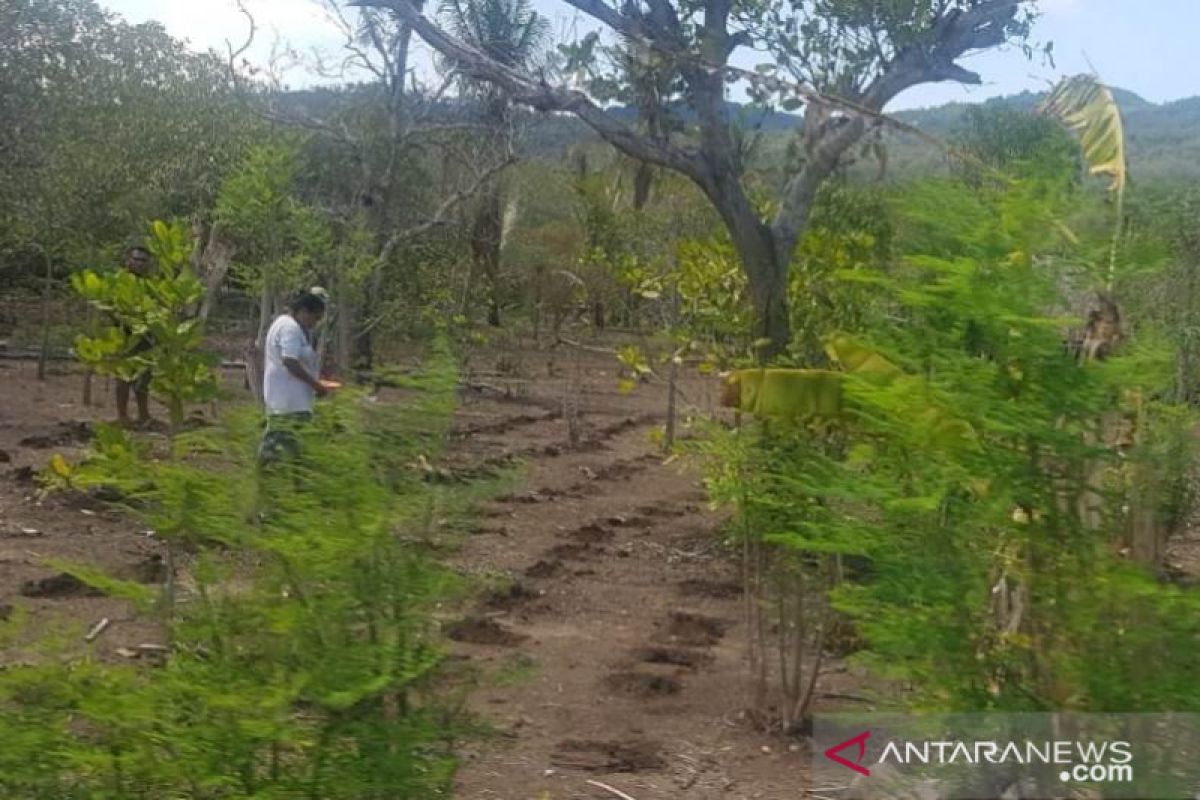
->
[704,175,1200,725]
[216,139,332,383]
[72,219,218,429]
[0,338,480,798]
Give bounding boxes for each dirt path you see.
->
[443,349,812,799]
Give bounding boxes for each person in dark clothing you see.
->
[115,245,154,426]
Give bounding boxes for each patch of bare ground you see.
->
[655,611,728,648]
[551,738,667,773]
[635,645,715,670]
[445,616,528,647]
[604,669,685,697]
[678,578,743,599]
[0,363,248,664]
[445,338,831,799]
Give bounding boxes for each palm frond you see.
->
[1038,74,1127,201]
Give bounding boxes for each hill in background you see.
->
[886,89,1200,183]
[280,83,1199,184]
[527,86,1200,185]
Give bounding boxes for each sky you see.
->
[100,0,1197,111]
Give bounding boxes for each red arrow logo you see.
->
[825,730,871,776]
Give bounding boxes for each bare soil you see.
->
[445,342,829,799]
[0,360,186,661]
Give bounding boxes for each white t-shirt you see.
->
[263,314,319,415]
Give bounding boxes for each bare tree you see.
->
[242,1,522,370]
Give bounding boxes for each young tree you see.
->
[354,0,1039,356]
[72,220,219,431]
[215,141,331,401]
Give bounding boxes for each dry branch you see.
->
[85,617,111,643]
[585,779,641,800]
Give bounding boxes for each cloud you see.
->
[105,0,353,83]
[158,0,336,51]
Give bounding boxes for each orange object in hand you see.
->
[319,380,343,391]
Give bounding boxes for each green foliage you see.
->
[216,140,332,296]
[703,176,1200,717]
[1,0,256,274]
[790,184,893,363]
[440,0,549,71]
[953,104,1081,187]
[674,236,752,344]
[72,220,218,427]
[0,341,469,798]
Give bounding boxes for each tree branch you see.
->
[377,141,516,262]
[772,0,1025,256]
[558,0,636,39]
[224,0,257,88]
[865,0,1023,107]
[351,0,706,181]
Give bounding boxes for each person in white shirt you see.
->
[259,291,329,463]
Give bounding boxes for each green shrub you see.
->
[72,220,218,429]
[703,178,1200,720]
[0,339,469,798]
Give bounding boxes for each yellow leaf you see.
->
[968,479,991,499]
[1039,75,1127,201]
[921,411,981,453]
[824,334,902,377]
[730,368,843,419]
[49,454,73,481]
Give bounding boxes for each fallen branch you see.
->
[84,617,111,643]
[586,779,640,800]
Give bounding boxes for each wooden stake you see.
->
[664,354,679,454]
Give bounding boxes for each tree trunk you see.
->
[723,209,790,359]
[692,110,794,360]
[194,222,234,323]
[249,285,273,405]
[531,265,543,342]
[471,181,504,328]
[37,250,53,381]
[355,267,385,371]
[334,288,354,378]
